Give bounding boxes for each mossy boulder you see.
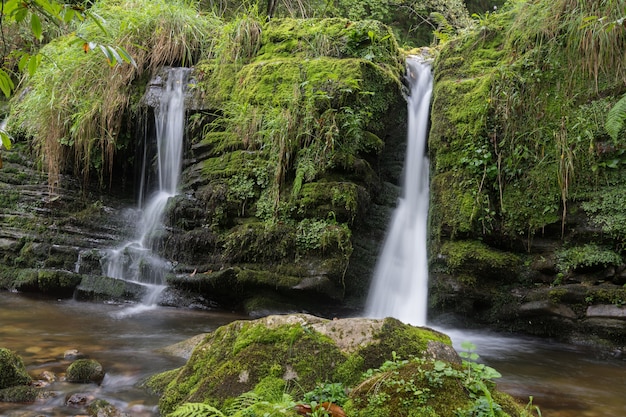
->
[150,314,457,414]
[65,359,105,384]
[0,348,31,389]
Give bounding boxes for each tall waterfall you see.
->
[101,68,189,316]
[365,57,433,326]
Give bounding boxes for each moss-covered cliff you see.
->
[428,0,626,346]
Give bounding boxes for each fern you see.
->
[606,93,626,142]
[168,403,225,417]
[225,392,261,415]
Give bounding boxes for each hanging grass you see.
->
[8,0,221,190]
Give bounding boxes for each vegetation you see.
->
[430,0,626,246]
[150,316,536,417]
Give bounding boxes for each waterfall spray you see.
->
[365,57,433,326]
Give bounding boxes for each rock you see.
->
[586,304,626,320]
[87,399,130,417]
[66,392,96,407]
[519,300,577,319]
[150,314,458,415]
[0,347,32,389]
[0,385,38,402]
[66,359,105,384]
[64,349,85,360]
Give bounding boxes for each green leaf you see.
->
[14,6,28,23]
[85,10,109,36]
[28,54,42,77]
[606,93,626,142]
[0,69,15,98]
[1,131,12,150]
[31,13,43,40]
[18,53,31,72]
[63,7,75,24]
[116,46,137,68]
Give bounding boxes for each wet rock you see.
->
[64,349,86,360]
[66,392,96,407]
[519,300,577,319]
[87,399,130,417]
[586,304,626,320]
[0,385,38,402]
[66,359,105,384]
[0,347,32,389]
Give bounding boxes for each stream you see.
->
[0,291,625,417]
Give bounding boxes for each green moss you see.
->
[0,348,31,389]
[438,240,521,279]
[66,359,105,383]
[36,270,83,296]
[157,320,346,414]
[357,318,452,372]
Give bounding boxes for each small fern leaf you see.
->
[225,391,261,415]
[606,93,626,142]
[168,402,225,417]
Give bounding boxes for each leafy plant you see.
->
[168,402,225,417]
[606,93,626,142]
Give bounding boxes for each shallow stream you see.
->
[0,292,624,416]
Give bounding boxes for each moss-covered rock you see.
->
[0,348,31,389]
[151,314,457,414]
[65,359,105,384]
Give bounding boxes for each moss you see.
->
[65,359,105,384]
[0,385,38,402]
[0,348,31,389]
[36,270,83,296]
[144,368,181,396]
[357,318,452,372]
[438,240,521,280]
[157,320,346,414]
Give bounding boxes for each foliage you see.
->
[168,402,225,417]
[430,0,626,250]
[8,0,219,188]
[581,186,626,243]
[555,244,623,274]
[606,93,626,143]
[303,382,348,406]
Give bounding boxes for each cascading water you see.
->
[102,67,189,316]
[365,57,433,326]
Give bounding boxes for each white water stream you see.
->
[101,68,189,317]
[365,57,433,326]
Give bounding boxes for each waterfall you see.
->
[101,67,189,316]
[365,57,433,326]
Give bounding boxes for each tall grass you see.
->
[9,0,220,190]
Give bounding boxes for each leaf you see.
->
[28,54,42,77]
[31,12,43,40]
[116,46,137,68]
[63,7,75,24]
[85,10,109,36]
[1,130,12,150]
[18,53,31,72]
[0,69,15,98]
[606,93,626,142]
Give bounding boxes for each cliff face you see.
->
[1,9,410,315]
[428,0,626,346]
[163,18,408,314]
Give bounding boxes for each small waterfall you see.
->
[101,67,189,316]
[365,57,433,326]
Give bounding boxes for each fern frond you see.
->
[225,391,261,415]
[168,402,225,417]
[606,93,626,142]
